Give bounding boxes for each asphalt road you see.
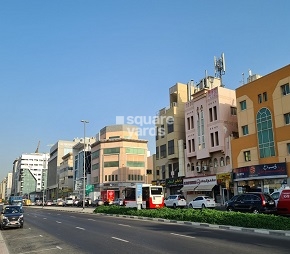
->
[1,207,290,254]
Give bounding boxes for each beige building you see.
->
[155,83,191,195]
[90,125,148,198]
[58,152,74,198]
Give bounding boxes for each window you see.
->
[188,140,191,153]
[284,112,290,125]
[220,157,225,167]
[190,116,194,129]
[213,106,217,120]
[104,161,119,167]
[231,107,237,115]
[187,117,190,130]
[160,144,167,158]
[242,125,249,135]
[104,147,120,154]
[244,151,251,161]
[126,148,145,154]
[257,108,275,158]
[210,133,214,147]
[167,122,174,133]
[209,108,213,122]
[258,94,262,103]
[156,146,159,159]
[214,158,218,168]
[127,161,145,167]
[168,140,174,155]
[155,127,159,140]
[263,92,268,102]
[156,169,160,176]
[281,83,290,96]
[160,125,165,138]
[105,175,107,181]
[91,150,99,159]
[191,139,195,152]
[288,143,290,155]
[240,100,247,110]
[215,131,219,146]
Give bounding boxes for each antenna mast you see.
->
[214,53,226,87]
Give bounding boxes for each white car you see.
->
[188,196,216,209]
[164,194,187,208]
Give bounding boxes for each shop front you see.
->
[216,172,234,205]
[181,175,217,203]
[165,177,184,195]
[233,162,288,195]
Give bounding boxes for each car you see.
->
[73,199,80,206]
[56,199,64,206]
[92,199,105,207]
[271,190,283,207]
[0,205,24,230]
[64,197,74,206]
[77,198,90,207]
[45,200,53,206]
[164,194,187,208]
[277,187,290,216]
[188,196,216,209]
[225,195,241,208]
[226,192,276,214]
[112,198,123,206]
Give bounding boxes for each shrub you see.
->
[94,206,290,230]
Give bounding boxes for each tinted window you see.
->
[179,195,185,199]
[263,193,274,202]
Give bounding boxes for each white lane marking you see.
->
[57,214,60,215]
[170,233,196,239]
[15,235,43,240]
[70,215,76,218]
[56,221,62,224]
[88,219,95,221]
[118,224,131,227]
[18,246,62,253]
[76,227,85,230]
[43,218,47,220]
[111,237,129,243]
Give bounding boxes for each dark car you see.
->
[0,205,24,229]
[77,198,90,207]
[226,192,276,214]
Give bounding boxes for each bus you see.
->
[123,184,164,209]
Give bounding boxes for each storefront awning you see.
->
[194,184,216,191]
[181,184,216,192]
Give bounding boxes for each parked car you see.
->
[164,194,187,208]
[226,192,276,214]
[92,199,104,207]
[188,196,216,209]
[225,195,241,208]
[0,205,24,229]
[73,199,80,206]
[64,197,74,206]
[56,199,64,206]
[113,198,123,206]
[271,190,282,207]
[45,200,53,206]
[277,187,290,216]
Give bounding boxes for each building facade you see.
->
[90,125,148,199]
[155,83,191,196]
[231,64,290,194]
[183,76,238,204]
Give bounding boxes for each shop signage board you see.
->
[183,175,217,187]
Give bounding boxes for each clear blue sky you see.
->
[0,1,289,180]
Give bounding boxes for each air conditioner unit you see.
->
[203,166,209,171]
[196,166,201,173]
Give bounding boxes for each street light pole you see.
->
[81,120,89,209]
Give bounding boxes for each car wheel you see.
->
[173,203,177,209]
[189,204,193,208]
[201,204,206,209]
[252,208,259,214]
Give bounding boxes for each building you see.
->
[155,83,191,196]
[11,153,49,201]
[72,137,96,198]
[231,65,290,195]
[90,125,148,199]
[182,76,238,204]
[58,152,74,198]
[47,140,80,200]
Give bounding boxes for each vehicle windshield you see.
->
[4,207,21,214]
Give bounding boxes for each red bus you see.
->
[123,184,164,209]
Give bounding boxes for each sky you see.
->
[0,0,289,181]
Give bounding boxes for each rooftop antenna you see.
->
[214,53,226,87]
[35,141,40,153]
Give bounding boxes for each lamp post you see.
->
[81,120,89,209]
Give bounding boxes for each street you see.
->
[1,207,290,254]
